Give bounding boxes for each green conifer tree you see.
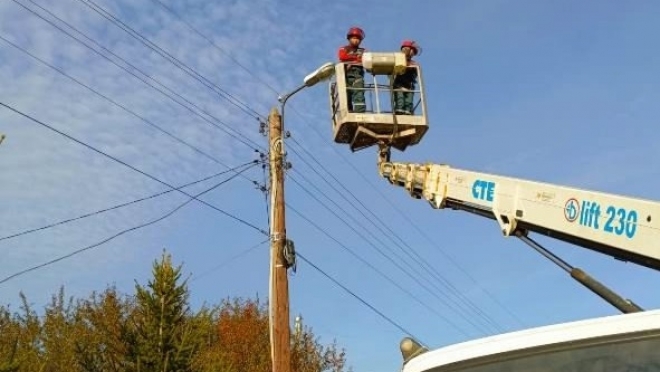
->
[134,250,194,372]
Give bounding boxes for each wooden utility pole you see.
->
[268,107,291,372]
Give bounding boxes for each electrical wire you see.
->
[191,239,269,282]
[287,203,468,336]
[0,34,262,177]
[11,0,264,152]
[0,161,260,243]
[134,0,505,335]
[297,252,425,343]
[288,142,504,334]
[288,175,487,335]
[291,120,524,332]
[0,100,267,236]
[13,0,520,331]
[148,0,282,96]
[164,0,517,331]
[6,1,454,338]
[0,161,259,285]
[291,137,525,328]
[359,169,526,327]
[137,0,520,329]
[133,0,510,329]
[5,1,273,234]
[77,0,264,121]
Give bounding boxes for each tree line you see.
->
[0,252,350,372]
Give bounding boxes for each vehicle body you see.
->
[402,309,660,372]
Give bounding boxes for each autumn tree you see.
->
[292,325,349,372]
[1,293,45,372]
[189,305,233,372]
[206,297,350,372]
[0,304,19,372]
[214,297,271,372]
[74,286,136,372]
[39,287,87,371]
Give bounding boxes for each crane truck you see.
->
[325,52,660,372]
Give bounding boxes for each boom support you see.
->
[379,159,660,271]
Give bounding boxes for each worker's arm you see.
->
[338,47,363,63]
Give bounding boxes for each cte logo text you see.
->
[472,179,495,202]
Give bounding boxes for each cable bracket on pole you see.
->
[271,232,286,242]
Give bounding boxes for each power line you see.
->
[5,1,271,232]
[146,0,520,332]
[0,161,260,243]
[145,0,483,327]
[136,0,506,333]
[137,0,496,316]
[286,203,469,337]
[368,177,526,327]
[0,34,237,168]
[290,129,525,328]
[0,161,259,285]
[287,141,504,334]
[288,174,487,336]
[191,239,269,282]
[77,0,264,121]
[286,103,518,328]
[0,100,267,236]
[0,34,262,185]
[148,0,282,96]
[297,252,425,344]
[7,0,470,338]
[145,0,502,331]
[101,0,512,330]
[130,0,470,334]
[291,135,524,325]
[49,0,520,332]
[11,0,264,151]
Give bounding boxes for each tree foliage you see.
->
[0,250,350,372]
[133,251,196,371]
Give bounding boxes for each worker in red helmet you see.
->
[337,27,366,113]
[392,40,422,115]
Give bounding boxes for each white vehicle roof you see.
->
[403,309,660,372]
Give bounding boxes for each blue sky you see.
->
[2,0,660,371]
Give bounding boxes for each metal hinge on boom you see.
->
[492,185,520,237]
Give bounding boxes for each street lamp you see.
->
[303,62,336,87]
[278,61,335,117]
[268,61,335,372]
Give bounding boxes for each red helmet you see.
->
[401,39,422,56]
[347,27,365,40]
